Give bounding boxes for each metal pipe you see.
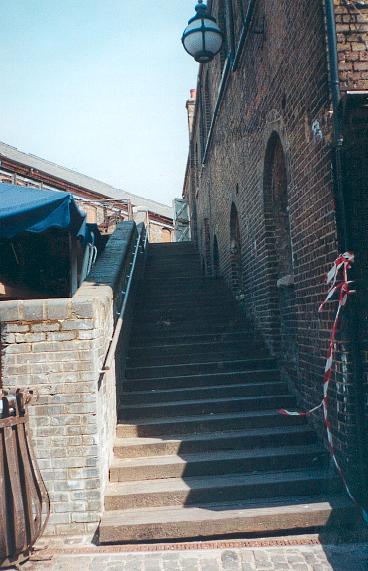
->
[232,0,256,71]
[325,0,349,248]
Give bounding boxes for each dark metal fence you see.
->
[0,390,49,569]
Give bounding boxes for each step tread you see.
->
[114,425,316,449]
[105,468,337,497]
[120,394,293,412]
[127,353,268,367]
[111,443,323,469]
[100,494,353,526]
[124,381,286,398]
[130,330,255,348]
[124,368,278,383]
[118,408,298,428]
[129,340,258,352]
[126,357,275,373]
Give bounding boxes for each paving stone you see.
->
[221,550,241,570]
[200,558,220,571]
[22,543,368,571]
[181,557,201,570]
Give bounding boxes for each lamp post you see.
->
[182,0,223,63]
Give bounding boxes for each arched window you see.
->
[263,132,296,363]
[230,202,242,294]
[204,218,211,275]
[213,235,220,277]
[263,133,293,279]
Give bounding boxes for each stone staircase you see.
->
[99,242,354,543]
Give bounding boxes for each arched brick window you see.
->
[263,132,296,366]
[230,202,242,294]
[213,235,220,277]
[264,133,293,281]
[203,218,211,275]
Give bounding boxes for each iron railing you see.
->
[99,223,148,387]
[0,389,50,569]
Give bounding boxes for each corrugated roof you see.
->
[0,141,173,220]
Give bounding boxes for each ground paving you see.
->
[22,537,368,571]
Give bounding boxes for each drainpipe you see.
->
[324,0,368,505]
[325,0,348,248]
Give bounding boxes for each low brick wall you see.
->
[0,221,137,536]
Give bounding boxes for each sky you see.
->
[0,1,198,206]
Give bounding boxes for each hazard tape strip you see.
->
[278,251,368,523]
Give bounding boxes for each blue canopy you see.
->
[0,183,88,241]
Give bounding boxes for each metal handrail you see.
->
[99,225,148,378]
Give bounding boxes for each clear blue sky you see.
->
[0,1,198,205]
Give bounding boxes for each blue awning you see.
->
[0,183,88,240]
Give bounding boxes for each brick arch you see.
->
[229,202,242,295]
[263,132,293,278]
[213,234,220,278]
[263,132,297,371]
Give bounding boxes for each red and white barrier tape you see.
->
[278,251,368,523]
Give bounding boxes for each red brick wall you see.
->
[184,0,368,495]
[336,0,368,92]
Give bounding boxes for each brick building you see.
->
[183,0,368,504]
[0,142,174,242]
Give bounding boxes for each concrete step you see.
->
[117,409,306,438]
[104,469,341,510]
[122,381,288,405]
[99,495,356,543]
[133,310,242,327]
[137,279,231,295]
[131,321,249,337]
[125,357,276,380]
[129,330,256,349]
[148,243,195,252]
[127,347,267,367]
[128,339,265,360]
[113,425,318,459]
[109,444,325,482]
[144,263,201,273]
[119,394,296,421]
[129,335,264,358]
[134,303,238,321]
[136,290,233,307]
[123,369,280,392]
[145,261,200,270]
[143,274,203,283]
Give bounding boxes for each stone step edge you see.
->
[98,495,355,543]
[104,468,339,497]
[119,393,293,412]
[117,408,297,428]
[110,443,323,469]
[122,368,280,385]
[122,380,287,398]
[113,425,316,450]
[126,357,276,373]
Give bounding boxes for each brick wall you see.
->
[184,0,368,495]
[0,221,137,535]
[335,0,368,92]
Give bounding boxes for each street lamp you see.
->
[182,0,223,63]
